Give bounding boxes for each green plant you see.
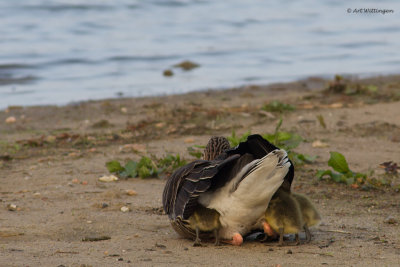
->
[187,145,204,159]
[228,130,251,147]
[262,100,295,113]
[158,154,187,174]
[262,119,316,165]
[317,151,367,186]
[105,154,187,179]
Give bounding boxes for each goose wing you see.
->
[162,154,240,220]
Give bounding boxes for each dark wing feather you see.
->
[162,154,240,220]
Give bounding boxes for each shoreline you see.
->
[2,72,400,112]
[1,73,399,266]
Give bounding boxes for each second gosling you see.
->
[264,189,303,246]
[292,193,321,242]
[187,205,221,246]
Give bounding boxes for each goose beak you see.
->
[231,233,243,246]
[262,221,277,237]
[221,233,243,246]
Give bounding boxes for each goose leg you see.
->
[295,233,300,245]
[278,228,284,246]
[214,229,220,246]
[193,227,202,247]
[304,225,312,243]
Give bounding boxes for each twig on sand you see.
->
[55,250,79,254]
[321,229,351,234]
[298,251,334,257]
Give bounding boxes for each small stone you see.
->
[287,249,293,254]
[384,216,397,224]
[7,204,17,211]
[269,248,274,251]
[5,116,16,124]
[117,258,123,261]
[184,138,195,143]
[87,220,92,224]
[98,175,118,182]
[45,135,56,143]
[312,140,329,148]
[101,203,109,209]
[120,144,146,153]
[120,107,128,114]
[72,178,80,184]
[163,69,174,77]
[155,122,165,128]
[126,190,137,196]
[173,60,200,71]
[120,206,130,213]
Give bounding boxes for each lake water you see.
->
[1,0,399,109]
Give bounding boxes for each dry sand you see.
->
[0,75,399,266]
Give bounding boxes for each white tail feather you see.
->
[198,149,290,238]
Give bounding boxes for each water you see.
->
[1,0,399,109]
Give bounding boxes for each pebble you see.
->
[120,107,128,114]
[163,69,174,76]
[99,175,119,182]
[384,216,397,224]
[173,60,200,71]
[7,204,17,211]
[120,206,130,213]
[126,190,137,196]
[45,135,56,143]
[120,144,146,153]
[184,138,195,143]
[287,249,293,254]
[5,116,16,124]
[312,140,330,148]
[155,122,165,128]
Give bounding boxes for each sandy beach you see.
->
[1,75,399,266]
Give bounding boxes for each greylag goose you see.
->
[263,188,303,246]
[291,193,321,242]
[162,134,294,245]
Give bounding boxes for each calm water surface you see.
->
[1,0,399,109]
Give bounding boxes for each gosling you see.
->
[187,205,221,246]
[292,193,321,242]
[264,188,303,246]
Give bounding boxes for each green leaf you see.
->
[316,169,332,179]
[331,172,344,183]
[187,146,203,159]
[228,130,251,147]
[292,153,317,164]
[328,151,350,174]
[366,85,378,93]
[138,165,151,178]
[106,160,124,173]
[262,101,295,113]
[123,161,138,178]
